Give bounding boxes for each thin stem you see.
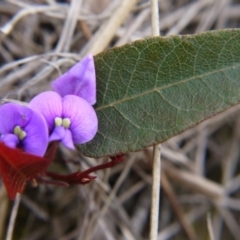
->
[150,0,160,239]
[6,193,21,240]
[44,155,125,185]
[78,154,124,176]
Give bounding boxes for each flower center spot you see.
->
[55,117,63,126]
[63,118,71,129]
[14,126,21,135]
[54,117,71,129]
[19,131,27,140]
[14,125,27,140]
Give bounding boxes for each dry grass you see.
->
[1,0,240,239]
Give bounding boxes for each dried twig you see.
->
[207,213,215,240]
[5,193,21,240]
[150,0,161,239]
[80,0,137,56]
[162,173,198,240]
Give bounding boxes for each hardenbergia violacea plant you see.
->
[1,29,240,201]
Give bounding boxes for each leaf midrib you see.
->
[96,63,239,111]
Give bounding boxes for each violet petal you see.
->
[1,134,19,149]
[49,126,65,142]
[52,55,96,105]
[62,129,75,150]
[62,95,98,144]
[29,91,63,131]
[0,103,30,134]
[22,109,49,156]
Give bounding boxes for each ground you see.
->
[1,0,240,239]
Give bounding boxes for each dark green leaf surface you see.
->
[78,29,240,157]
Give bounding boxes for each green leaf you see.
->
[78,29,240,157]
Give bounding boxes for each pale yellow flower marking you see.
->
[54,117,71,129]
[14,125,27,140]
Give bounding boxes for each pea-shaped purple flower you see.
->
[52,54,96,105]
[0,103,48,156]
[29,91,98,150]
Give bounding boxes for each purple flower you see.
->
[0,103,48,156]
[52,54,96,105]
[28,91,98,150]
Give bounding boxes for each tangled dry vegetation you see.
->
[1,0,240,239]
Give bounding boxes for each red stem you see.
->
[44,154,125,185]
